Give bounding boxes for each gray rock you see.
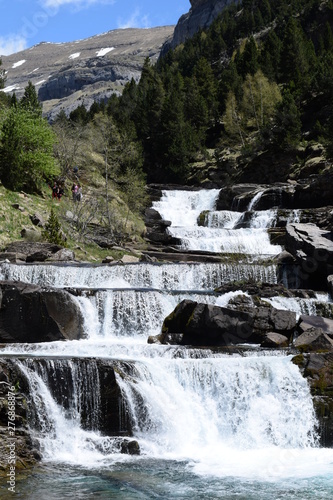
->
[47,248,75,262]
[30,212,45,227]
[261,332,289,348]
[294,327,333,352]
[162,0,235,54]
[298,315,333,337]
[5,242,62,262]
[285,223,333,286]
[160,299,297,347]
[0,281,85,343]
[20,228,41,241]
[0,252,26,263]
[120,255,140,264]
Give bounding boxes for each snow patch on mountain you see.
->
[12,60,26,69]
[96,47,114,57]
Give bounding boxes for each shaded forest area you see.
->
[1,0,333,191]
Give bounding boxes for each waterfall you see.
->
[116,355,318,455]
[15,359,130,465]
[151,189,282,255]
[9,352,318,472]
[0,261,279,290]
[1,187,332,495]
[247,191,264,210]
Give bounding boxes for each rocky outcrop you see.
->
[144,208,182,246]
[0,281,85,343]
[294,173,333,208]
[2,242,75,263]
[161,0,237,55]
[294,328,333,352]
[0,360,42,477]
[285,223,333,289]
[154,298,297,347]
[215,182,296,211]
[292,352,333,446]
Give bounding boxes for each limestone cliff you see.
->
[2,26,174,121]
[161,0,238,55]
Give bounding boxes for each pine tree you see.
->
[273,89,302,149]
[237,36,259,77]
[42,209,64,245]
[20,81,42,116]
[280,18,316,91]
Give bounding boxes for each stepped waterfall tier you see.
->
[1,188,333,498]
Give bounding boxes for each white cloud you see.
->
[117,8,150,29]
[0,35,27,56]
[41,0,115,9]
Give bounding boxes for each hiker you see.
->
[52,182,58,200]
[71,183,78,201]
[57,185,64,201]
[76,184,82,202]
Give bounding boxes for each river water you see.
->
[1,189,333,499]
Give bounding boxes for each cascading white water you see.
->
[11,350,320,478]
[204,210,242,228]
[1,188,333,495]
[247,191,264,210]
[262,294,332,320]
[152,189,282,255]
[0,261,279,290]
[117,355,318,456]
[16,359,129,466]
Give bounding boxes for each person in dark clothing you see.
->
[52,182,59,200]
[71,183,78,201]
[57,186,64,201]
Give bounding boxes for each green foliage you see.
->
[45,0,333,185]
[42,208,64,245]
[223,70,281,145]
[20,80,42,116]
[0,106,59,192]
[272,90,302,148]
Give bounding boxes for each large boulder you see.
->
[158,299,297,347]
[144,208,181,246]
[0,281,85,343]
[294,328,333,352]
[285,223,333,288]
[297,315,333,337]
[4,242,62,262]
[261,332,289,348]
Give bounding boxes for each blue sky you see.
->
[0,0,190,55]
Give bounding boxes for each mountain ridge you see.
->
[2,26,174,120]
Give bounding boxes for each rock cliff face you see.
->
[2,26,174,120]
[161,0,238,55]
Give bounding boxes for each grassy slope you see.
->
[0,177,147,263]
